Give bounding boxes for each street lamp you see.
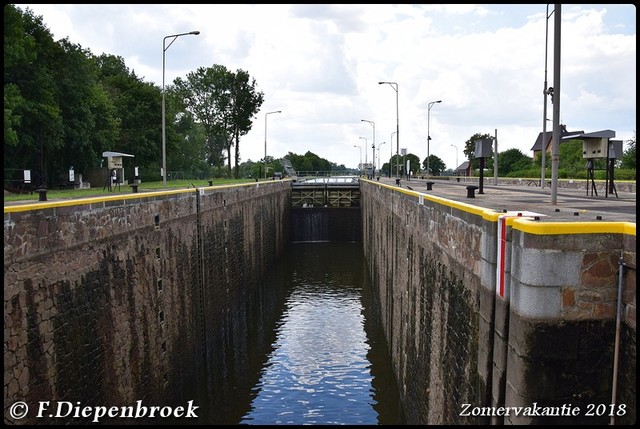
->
[162,30,200,188]
[377,141,386,171]
[450,144,458,174]
[379,82,399,178]
[353,144,362,176]
[264,110,282,179]
[359,137,368,167]
[389,131,396,177]
[426,99,442,179]
[541,4,555,190]
[361,120,375,178]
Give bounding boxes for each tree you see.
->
[4,6,64,185]
[4,4,36,148]
[95,53,162,176]
[174,65,264,178]
[463,133,494,171]
[228,69,264,178]
[621,133,636,170]
[497,148,532,176]
[171,114,209,178]
[5,6,123,185]
[284,151,337,174]
[421,154,446,176]
[54,39,117,178]
[173,65,229,175]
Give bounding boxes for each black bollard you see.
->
[466,185,479,198]
[35,188,48,201]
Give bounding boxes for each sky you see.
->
[14,4,637,171]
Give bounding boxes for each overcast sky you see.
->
[15,4,636,171]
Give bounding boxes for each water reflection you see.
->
[239,242,404,425]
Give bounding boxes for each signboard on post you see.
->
[102,151,134,188]
[107,156,123,169]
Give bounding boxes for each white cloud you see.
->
[15,4,636,170]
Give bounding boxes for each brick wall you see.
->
[360,180,636,425]
[4,182,290,424]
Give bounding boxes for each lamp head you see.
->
[190,31,200,35]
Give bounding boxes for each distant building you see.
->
[455,161,471,176]
[530,124,584,159]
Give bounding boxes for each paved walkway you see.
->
[5,177,636,225]
[373,177,636,224]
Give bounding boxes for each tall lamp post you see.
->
[389,131,396,177]
[361,120,375,178]
[379,82,399,178]
[377,141,386,172]
[359,137,368,168]
[550,4,561,205]
[541,4,555,190]
[426,99,442,179]
[264,110,282,179]
[162,30,200,188]
[353,144,362,176]
[450,144,458,175]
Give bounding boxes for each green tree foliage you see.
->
[173,65,230,174]
[4,5,64,184]
[7,4,633,186]
[421,154,446,176]
[229,69,264,178]
[287,151,332,173]
[4,4,36,148]
[621,134,636,169]
[558,140,589,172]
[388,152,421,177]
[95,54,158,173]
[497,148,531,176]
[463,133,494,171]
[5,6,119,185]
[173,65,264,179]
[286,152,313,173]
[54,39,115,178]
[171,114,209,179]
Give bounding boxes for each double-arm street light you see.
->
[426,99,442,179]
[264,110,282,179]
[162,30,200,188]
[361,120,375,177]
[379,81,399,178]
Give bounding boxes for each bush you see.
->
[506,167,635,181]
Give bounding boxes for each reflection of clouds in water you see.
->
[278,289,371,384]
[243,285,377,424]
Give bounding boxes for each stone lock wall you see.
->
[4,182,290,425]
[4,179,635,425]
[359,180,636,425]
